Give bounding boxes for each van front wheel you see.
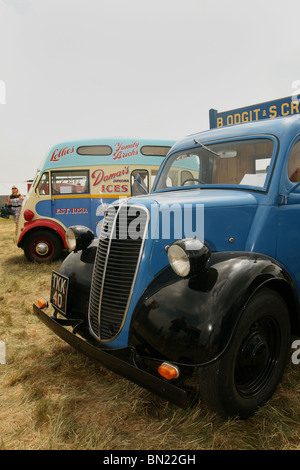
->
[24,230,62,263]
[198,288,290,419]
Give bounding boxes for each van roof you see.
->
[41,137,176,170]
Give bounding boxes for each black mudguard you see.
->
[130,252,300,366]
[58,240,98,320]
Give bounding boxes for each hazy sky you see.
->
[1,0,300,183]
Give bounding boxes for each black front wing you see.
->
[33,304,188,409]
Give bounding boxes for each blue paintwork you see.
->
[105,115,300,349]
[35,196,115,236]
[53,115,300,357]
[35,113,300,415]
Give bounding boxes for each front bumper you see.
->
[33,304,188,409]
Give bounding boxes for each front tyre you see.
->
[24,230,62,263]
[198,288,291,419]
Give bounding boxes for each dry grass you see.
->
[1,217,300,450]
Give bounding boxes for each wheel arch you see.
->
[246,277,300,337]
[197,285,292,419]
[131,252,300,365]
[17,220,67,249]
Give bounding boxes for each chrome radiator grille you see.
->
[88,204,149,342]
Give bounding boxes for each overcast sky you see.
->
[1,0,300,183]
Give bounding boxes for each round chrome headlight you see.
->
[65,225,95,252]
[65,227,77,251]
[167,244,191,277]
[167,238,210,277]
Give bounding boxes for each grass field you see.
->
[1,217,300,450]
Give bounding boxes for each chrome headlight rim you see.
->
[167,238,211,278]
[167,243,191,277]
[65,227,77,251]
[65,225,95,252]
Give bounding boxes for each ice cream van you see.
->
[16,137,174,262]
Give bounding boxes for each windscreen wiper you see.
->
[193,139,220,157]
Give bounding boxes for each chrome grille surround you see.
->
[88,203,150,342]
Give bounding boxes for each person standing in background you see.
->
[6,186,24,222]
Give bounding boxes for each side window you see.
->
[51,170,89,195]
[288,141,300,182]
[37,172,49,195]
[131,170,149,195]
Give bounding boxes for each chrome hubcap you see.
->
[36,242,49,255]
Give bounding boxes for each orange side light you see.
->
[158,362,180,380]
[38,298,49,309]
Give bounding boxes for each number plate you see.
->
[50,271,69,314]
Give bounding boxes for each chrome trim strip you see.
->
[88,202,150,344]
[99,203,150,343]
[98,203,123,341]
[87,202,120,341]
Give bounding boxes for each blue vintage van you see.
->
[16,137,174,262]
[34,112,300,419]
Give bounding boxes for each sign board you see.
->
[209,95,300,129]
